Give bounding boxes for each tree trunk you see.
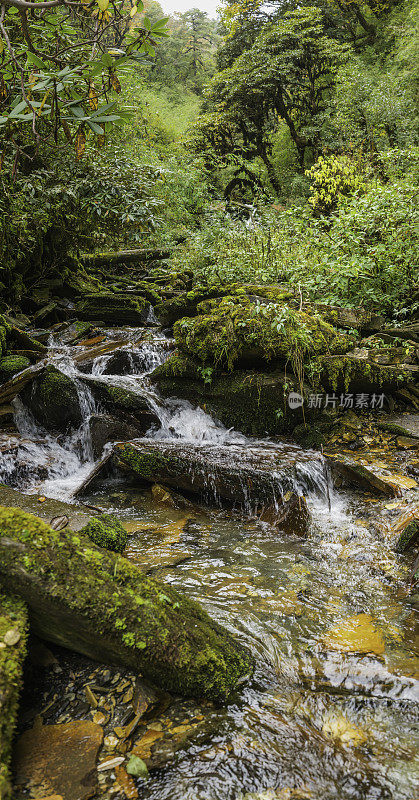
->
[0,506,253,702]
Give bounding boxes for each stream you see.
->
[1,322,418,800]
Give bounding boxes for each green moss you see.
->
[21,366,82,432]
[174,299,352,372]
[80,514,128,553]
[155,284,239,326]
[395,520,419,553]
[0,593,28,800]
[311,354,416,393]
[76,293,148,325]
[116,445,170,480]
[0,356,30,379]
[0,506,253,701]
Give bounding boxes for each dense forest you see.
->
[0,0,418,798]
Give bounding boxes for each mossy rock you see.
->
[155,284,239,327]
[81,377,160,431]
[80,513,128,553]
[0,593,28,800]
[395,519,419,553]
[174,299,352,371]
[311,354,418,395]
[20,366,83,433]
[0,506,253,701]
[0,315,10,360]
[0,356,31,381]
[76,293,148,325]
[151,356,310,436]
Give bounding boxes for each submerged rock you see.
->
[13,720,103,800]
[20,366,83,433]
[0,593,28,800]
[322,613,385,657]
[0,506,253,700]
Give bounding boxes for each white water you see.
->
[0,329,329,505]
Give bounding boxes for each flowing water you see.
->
[1,324,418,800]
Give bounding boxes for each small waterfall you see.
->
[0,327,333,508]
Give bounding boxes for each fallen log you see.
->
[79,249,171,267]
[0,592,28,800]
[0,362,45,405]
[114,439,313,534]
[0,506,253,701]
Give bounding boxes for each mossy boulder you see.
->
[80,513,128,553]
[173,299,352,371]
[81,376,160,432]
[151,355,314,436]
[312,353,418,395]
[21,366,83,432]
[0,356,31,381]
[155,284,240,327]
[0,506,253,701]
[76,293,148,325]
[0,593,28,800]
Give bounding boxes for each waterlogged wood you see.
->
[115,439,312,534]
[0,362,45,405]
[0,507,253,700]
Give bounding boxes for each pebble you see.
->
[104,734,119,749]
[4,628,21,646]
[98,756,125,771]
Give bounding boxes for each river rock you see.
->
[89,414,143,458]
[20,366,83,433]
[13,720,103,800]
[114,439,313,533]
[81,376,159,433]
[151,356,312,436]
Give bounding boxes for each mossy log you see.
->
[115,440,311,534]
[76,293,149,325]
[0,507,253,701]
[0,593,28,800]
[79,249,171,267]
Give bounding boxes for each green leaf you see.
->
[86,120,104,134]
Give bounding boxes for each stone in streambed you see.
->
[89,413,143,458]
[0,356,31,381]
[13,720,103,800]
[81,377,159,432]
[20,366,82,433]
[80,513,128,553]
[115,439,311,534]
